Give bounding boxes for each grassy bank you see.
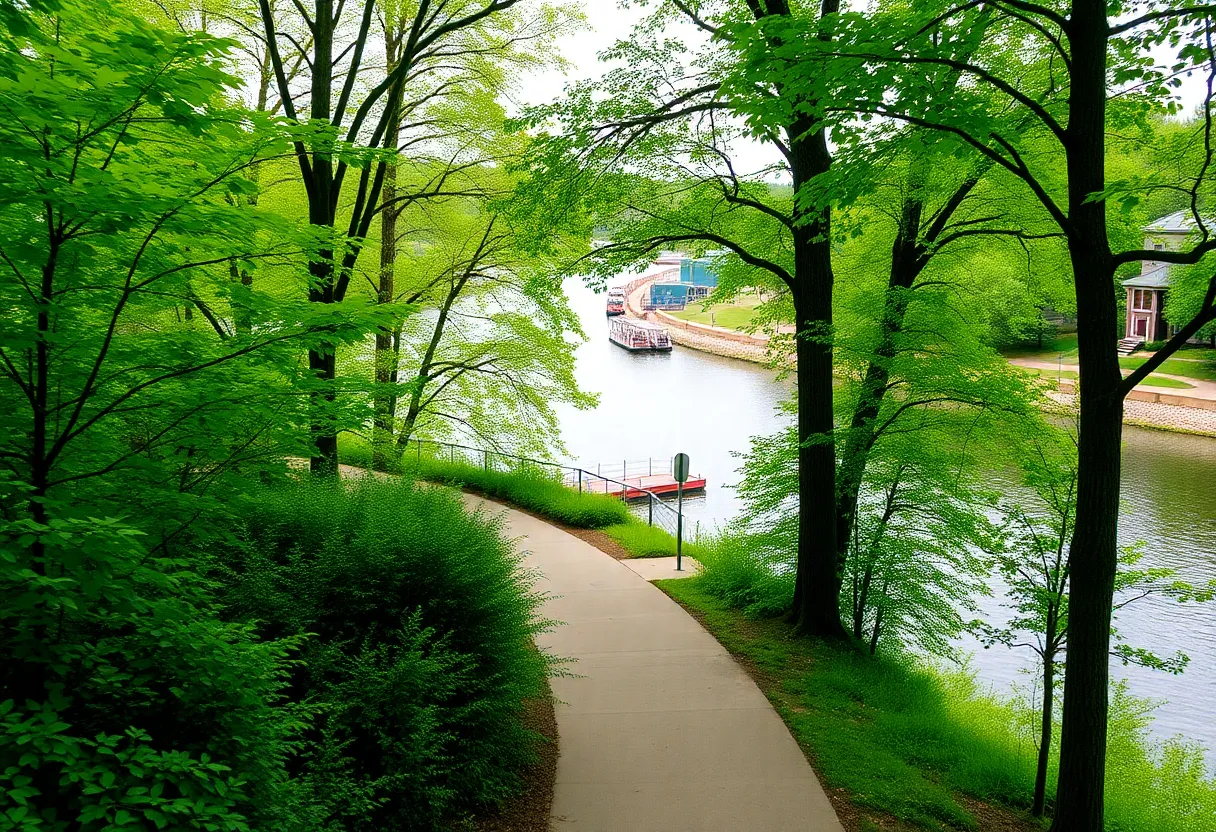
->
[1020,367,1197,389]
[669,293,766,330]
[339,435,695,556]
[658,578,1216,831]
[1119,355,1216,383]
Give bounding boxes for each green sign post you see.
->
[673,453,689,571]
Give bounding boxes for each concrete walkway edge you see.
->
[463,494,845,832]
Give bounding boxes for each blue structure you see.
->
[678,254,722,287]
[648,282,710,309]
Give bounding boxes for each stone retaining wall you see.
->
[653,309,774,346]
[1048,389,1216,436]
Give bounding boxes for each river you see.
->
[553,275,1216,756]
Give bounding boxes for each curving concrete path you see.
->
[463,495,844,832]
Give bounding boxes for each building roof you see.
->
[1143,209,1213,234]
[1122,265,1172,289]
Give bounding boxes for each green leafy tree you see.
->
[775,2,1216,824]
[981,434,1216,818]
[255,0,572,474]
[0,2,345,825]
[376,180,594,457]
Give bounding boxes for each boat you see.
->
[609,317,672,352]
[606,287,625,316]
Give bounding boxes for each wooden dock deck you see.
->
[578,473,707,499]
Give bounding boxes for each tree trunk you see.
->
[1035,647,1056,817]
[1051,4,1119,826]
[308,346,339,475]
[372,162,399,469]
[789,279,846,638]
[835,200,921,563]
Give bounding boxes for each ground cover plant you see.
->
[660,578,1216,832]
[219,478,556,829]
[1118,357,1216,383]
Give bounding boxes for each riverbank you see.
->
[622,273,1216,437]
[660,575,1216,832]
[623,273,776,365]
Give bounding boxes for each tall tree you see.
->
[527,0,848,635]
[527,0,1057,637]
[255,0,547,474]
[982,429,1214,817]
[814,3,1216,825]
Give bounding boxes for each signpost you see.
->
[673,453,690,571]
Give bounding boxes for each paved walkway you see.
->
[463,495,844,832]
[1010,357,1216,401]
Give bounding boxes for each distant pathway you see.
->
[463,494,844,832]
[1008,357,1216,402]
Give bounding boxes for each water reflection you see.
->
[555,274,1216,753]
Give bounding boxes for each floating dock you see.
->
[579,473,706,499]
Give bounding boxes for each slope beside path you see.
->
[462,494,845,832]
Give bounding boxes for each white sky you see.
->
[514,1,648,109]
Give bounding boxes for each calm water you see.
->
[554,275,1216,754]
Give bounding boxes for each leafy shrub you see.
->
[602,522,708,559]
[220,479,555,829]
[694,531,794,617]
[0,505,302,831]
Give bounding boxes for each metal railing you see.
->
[405,438,690,539]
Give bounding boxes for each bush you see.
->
[602,522,709,559]
[0,506,302,831]
[694,531,793,617]
[220,478,555,829]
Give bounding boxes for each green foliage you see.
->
[340,434,632,530]
[0,488,303,830]
[663,579,1216,832]
[414,459,631,529]
[601,522,706,560]
[219,478,555,829]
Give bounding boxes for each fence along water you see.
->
[408,438,692,539]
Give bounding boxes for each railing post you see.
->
[484,449,489,470]
[578,469,583,494]
[676,481,684,572]
[648,493,653,526]
[450,445,454,464]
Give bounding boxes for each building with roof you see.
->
[1121,210,1212,351]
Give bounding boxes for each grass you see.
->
[602,521,707,559]
[658,580,1041,831]
[1119,355,1216,383]
[660,575,1216,832]
[1020,367,1197,389]
[669,292,766,331]
[338,434,697,550]
[1002,332,1080,361]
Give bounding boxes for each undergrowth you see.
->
[663,569,1216,832]
[219,478,556,829]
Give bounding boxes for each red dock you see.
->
[579,473,707,499]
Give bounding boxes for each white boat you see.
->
[609,317,672,352]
